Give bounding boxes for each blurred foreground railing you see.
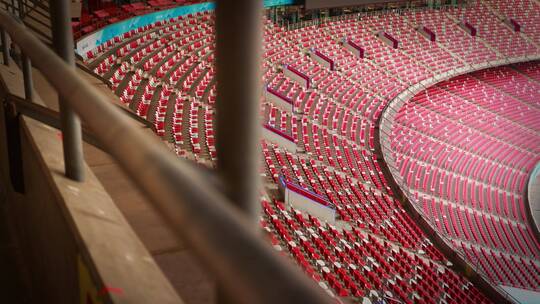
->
[0,9,334,304]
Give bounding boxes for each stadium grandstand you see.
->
[0,0,538,303]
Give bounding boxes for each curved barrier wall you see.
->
[76,0,298,59]
[526,162,540,240]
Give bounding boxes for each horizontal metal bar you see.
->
[0,11,333,304]
[14,90,154,134]
[75,61,107,82]
[1,28,8,66]
[7,94,104,150]
[21,52,32,101]
[10,92,227,196]
[74,62,155,131]
[113,102,156,131]
[9,89,221,194]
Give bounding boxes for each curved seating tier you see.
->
[485,0,540,46]
[446,1,537,58]
[83,2,540,302]
[390,64,540,291]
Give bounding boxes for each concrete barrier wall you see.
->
[262,125,297,152]
[526,163,540,242]
[311,50,334,70]
[284,66,310,89]
[0,115,79,303]
[285,187,336,223]
[266,87,294,113]
[418,26,436,42]
[344,40,364,58]
[0,64,182,304]
[378,32,398,49]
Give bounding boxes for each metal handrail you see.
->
[0,11,334,304]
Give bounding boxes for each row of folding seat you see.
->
[263,70,383,149]
[83,11,211,62]
[262,199,490,303]
[116,33,157,58]
[135,78,159,118]
[263,140,426,251]
[113,54,215,161]
[368,14,465,75]
[402,87,540,155]
[119,69,143,104]
[391,64,540,290]
[440,75,540,131]
[262,102,296,139]
[91,13,211,88]
[323,18,433,84]
[391,84,538,203]
[487,0,540,46]
[461,241,540,290]
[393,122,536,185]
[474,67,540,108]
[393,102,538,170]
[513,61,540,82]
[447,2,538,58]
[108,62,131,90]
[422,196,537,258]
[300,122,384,188]
[142,44,176,72]
[399,152,529,221]
[85,5,540,300]
[86,24,157,61]
[394,124,531,185]
[404,9,500,64]
[93,53,117,76]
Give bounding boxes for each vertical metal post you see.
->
[21,52,32,101]
[215,0,262,218]
[18,0,24,17]
[50,0,85,181]
[215,2,262,301]
[1,29,8,66]
[4,101,25,193]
